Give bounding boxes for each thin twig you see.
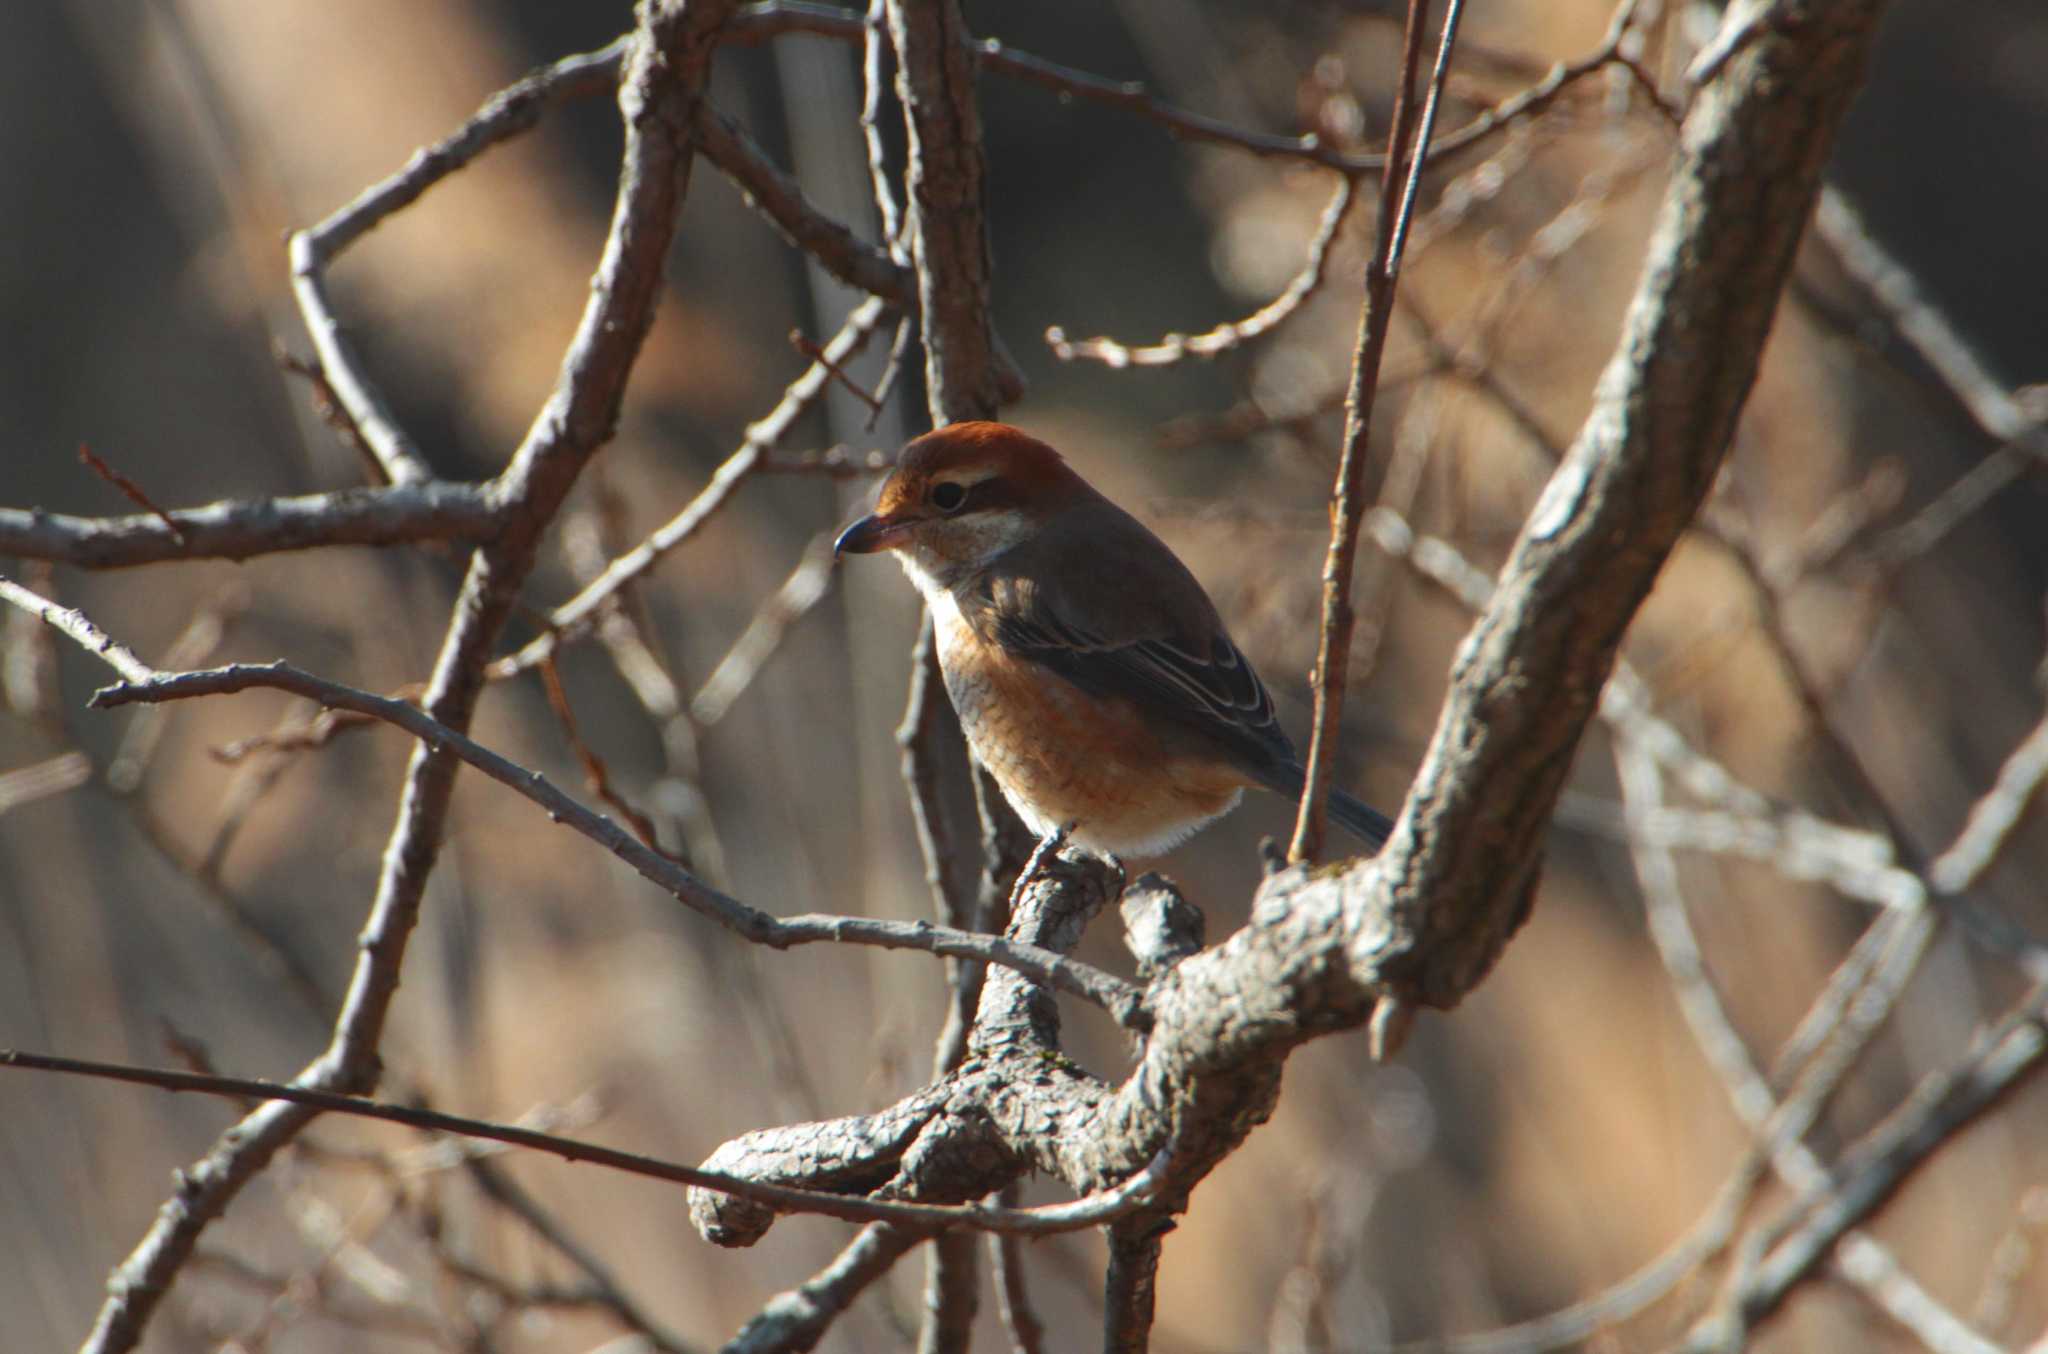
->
[211,705,381,763]
[1291,0,1464,864]
[696,102,912,307]
[1046,176,1357,368]
[1810,188,2048,569]
[690,533,842,727]
[79,10,746,1347]
[722,1223,922,1354]
[492,295,894,679]
[0,576,154,683]
[789,328,888,414]
[276,347,378,476]
[1929,704,2048,894]
[961,3,1672,176]
[757,444,896,476]
[987,1182,1049,1354]
[464,1155,696,1354]
[0,750,93,816]
[89,658,1145,1024]
[0,1050,1171,1237]
[1683,986,2048,1352]
[1617,732,1988,1353]
[105,583,247,795]
[77,444,186,542]
[862,0,906,254]
[287,36,630,486]
[539,654,668,852]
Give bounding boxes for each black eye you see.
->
[930,481,968,512]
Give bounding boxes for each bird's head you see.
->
[835,422,1093,592]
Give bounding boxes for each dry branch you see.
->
[0,482,499,569]
[69,5,747,1348]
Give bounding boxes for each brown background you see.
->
[3,1,2045,1350]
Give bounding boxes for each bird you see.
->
[834,420,1394,861]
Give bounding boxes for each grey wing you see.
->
[976,589,1300,776]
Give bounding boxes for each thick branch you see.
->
[673,0,1895,1306]
[887,0,1003,421]
[1354,0,1889,1006]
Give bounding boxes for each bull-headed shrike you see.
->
[836,421,1393,859]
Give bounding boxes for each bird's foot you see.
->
[1009,822,1075,913]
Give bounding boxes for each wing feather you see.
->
[964,505,1299,775]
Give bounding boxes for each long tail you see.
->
[1325,786,1394,854]
[1257,763,1394,853]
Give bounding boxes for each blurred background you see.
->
[3,0,2046,1350]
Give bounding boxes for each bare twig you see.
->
[105,583,247,795]
[1,561,62,729]
[539,654,668,852]
[731,0,1675,175]
[1047,176,1358,368]
[1683,986,2048,1352]
[492,294,894,679]
[757,443,896,476]
[461,1155,699,1354]
[1617,732,1990,1353]
[722,1223,922,1354]
[88,658,1144,1022]
[1930,704,2048,894]
[276,347,378,475]
[0,1049,1169,1237]
[287,36,630,486]
[690,532,842,727]
[211,705,380,763]
[77,8,746,1347]
[1810,188,2048,569]
[696,102,912,306]
[77,444,186,542]
[988,1184,1049,1354]
[0,576,154,683]
[790,329,889,416]
[1291,0,1464,863]
[862,0,907,253]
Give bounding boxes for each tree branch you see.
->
[75,5,744,1348]
[888,0,1004,422]
[85,657,1143,1022]
[0,482,498,569]
[1291,0,1458,865]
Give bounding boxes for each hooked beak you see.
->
[833,512,912,558]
